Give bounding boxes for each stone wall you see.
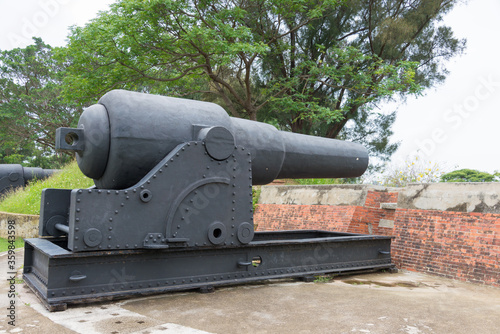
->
[254,184,500,287]
[0,211,39,239]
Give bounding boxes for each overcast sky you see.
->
[1,0,499,174]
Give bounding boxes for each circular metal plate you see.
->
[202,127,235,161]
[84,228,103,247]
[208,221,227,245]
[237,222,254,244]
[45,215,67,237]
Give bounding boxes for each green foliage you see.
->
[378,156,445,187]
[440,169,499,183]
[314,275,334,283]
[61,0,465,163]
[294,177,361,185]
[252,186,261,211]
[0,237,24,252]
[0,160,94,215]
[0,38,78,168]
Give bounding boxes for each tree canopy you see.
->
[0,38,77,168]
[440,169,500,183]
[61,0,465,164]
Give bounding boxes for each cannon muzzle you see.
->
[57,90,368,189]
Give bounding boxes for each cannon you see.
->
[0,164,57,197]
[23,90,394,311]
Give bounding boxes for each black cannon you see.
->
[23,90,394,311]
[0,164,57,197]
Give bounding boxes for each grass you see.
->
[252,186,261,211]
[295,178,343,185]
[314,275,334,283]
[0,160,94,215]
[0,237,24,252]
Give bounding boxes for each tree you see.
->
[0,38,78,168]
[61,0,465,162]
[379,156,444,187]
[440,169,499,183]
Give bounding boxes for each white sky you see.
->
[1,0,499,174]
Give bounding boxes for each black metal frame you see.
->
[24,231,393,311]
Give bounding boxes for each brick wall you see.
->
[254,189,500,287]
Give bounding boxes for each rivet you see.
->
[76,218,80,222]
[76,208,80,212]
[125,244,129,248]
[75,236,79,240]
[108,236,112,239]
[98,190,102,193]
[206,166,210,169]
[115,191,119,194]
[108,245,111,248]
[107,190,111,194]
[153,174,157,178]
[125,190,128,194]
[177,225,181,229]
[109,218,113,222]
[78,190,83,194]
[165,164,168,167]
[121,203,124,207]
[231,225,235,228]
[203,175,206,178]
[232,217,235,220]
[74,246,78,250]
[176,153,179,156]
[182,148,185,151]
[187,143,191,146]
[133,189,137,193]
[141,185,144,189]
[115,210,118,214]
[75,227,79,231]
[88,189,92,193]
[159,169,163,173]
[232,200,235,203]
[116,245,120,248]
[126,196,129,199]
[77,199,81,203]
[170,158,174,161]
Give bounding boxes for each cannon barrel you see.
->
[0,164,57,196]
[56,90,368,189]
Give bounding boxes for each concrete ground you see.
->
[1,249,499,334]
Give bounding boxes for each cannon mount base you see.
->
[23,230,394,312]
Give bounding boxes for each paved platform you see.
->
[1,248,499,333]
